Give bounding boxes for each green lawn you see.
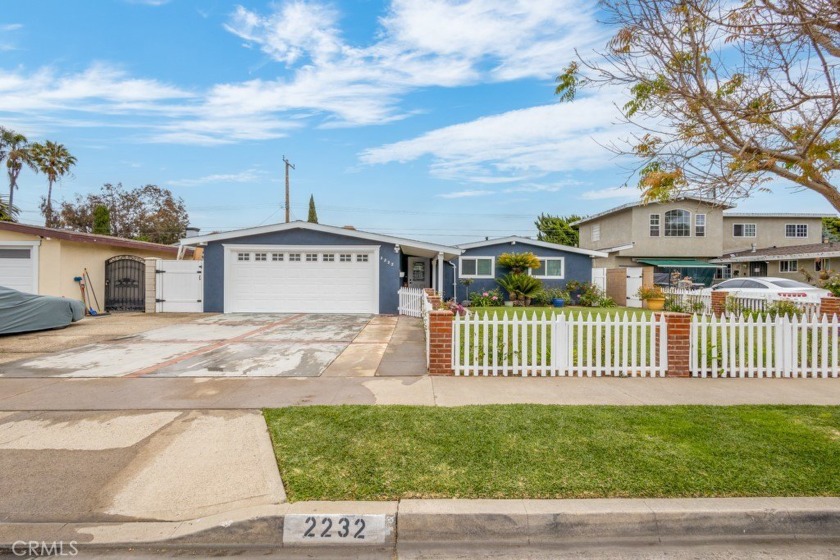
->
[264,405,840,502]
[468,305,653,319]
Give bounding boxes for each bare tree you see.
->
[556,0,840,211]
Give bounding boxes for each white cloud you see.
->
[437,189,494,199]
[167,169,266,187]
[580,186,639,200]
[360,92,629,182]
[1,23,23,31]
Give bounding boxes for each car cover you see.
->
[0,286,85,335]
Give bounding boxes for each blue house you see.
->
[179,221,461,314]
[447,236,607,302]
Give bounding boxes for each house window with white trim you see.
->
[695,214,706,237]
[289,253,301,262]
[779,260,799,272]
[237,252,250,261]
[649,214,660,237]
[592,224,601,242]
[271,253,283,262]
[460,257,494,278]
[254,252,267,262]
[339,254,352,262]
[323,253,335,262]
[532,258,564,279]
[785,224,808,238]
[733,223,756,237]
[664,209,691,237]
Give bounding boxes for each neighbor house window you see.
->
[649,214,660,237]
[323,253,335,262]
[254,252,267,262]
[779,260,799,273]
[237,252,250,261]
[695,214,706,237]
[664,209,691,237]
[715,265,732,279]
[356,254,369,263]
[339,254,352,262]
[592,224,601,242]
[785,224,808,238]
[816,258,825,272]
[288,253,301,261]
[460,257,494,278]
[733,223,756,237]
[532,258,564,279]
[272,253,283,261]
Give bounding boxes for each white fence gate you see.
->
[690,314,839,378]
[453,312,667,377]
[156,259,203,312]
[626,268,643,308]
[592,267,607,293]
[398,287,425,317]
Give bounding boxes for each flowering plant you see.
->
[469,288,503,307]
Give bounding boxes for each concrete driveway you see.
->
[0,313,423,378]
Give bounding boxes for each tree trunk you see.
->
[45,179,54,228]
[7,172,13,211]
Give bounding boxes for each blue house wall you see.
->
[203,229,401,313]
[452,242,595,302]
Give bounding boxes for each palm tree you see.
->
[1,128,36,219]
[0,194,19,222]
[31,140,76,227]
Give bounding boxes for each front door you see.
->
[751,262,768,277]
[407,257,429,289]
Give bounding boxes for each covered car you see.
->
[0,286,85,335]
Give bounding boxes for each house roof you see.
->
[455,235,608,258]
[178,220,462,259]
[711,242,840,263]
[723,212,834,219]
[0,221,192,256]
[572,196,732,226]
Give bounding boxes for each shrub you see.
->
[823,273,840,297]
[498,252,541,274]
[469,289,503,307]
[497,273,543,302]
[575,282,613,308]
[531,287,570,306]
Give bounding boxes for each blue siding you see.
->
[203,229,401,314]
[453,242,594,302]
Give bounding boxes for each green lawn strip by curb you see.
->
[263,405,840,502]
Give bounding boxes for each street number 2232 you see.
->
[303,516,365,539]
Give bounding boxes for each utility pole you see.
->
[283,155,295,223]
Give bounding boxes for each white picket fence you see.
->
[663,287,821,317]
[452,312,668,377]
[663,287,712,314]
[398,287,425,318]
[690,313,840,378]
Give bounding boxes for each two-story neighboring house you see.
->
[575,196,833,285]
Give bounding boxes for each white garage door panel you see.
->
[226,247,378,313]
[0,247,36,293]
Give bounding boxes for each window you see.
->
[323,253,335,262]
[339,254,352,262]
[816,258,825,272]
[785,224,808,238]
[740,280,768,289]
[592,224,601,242]
[733,223,756,237]
[356,254,369,263]
[289,253,301,262]
[779,260,799,273]
[664,209,691,237]
[237,252,250,261]
[305,253,318,262]
[254,252,267,262]
[532,258,564,278]
[272,253,283,262]
[695,214,706,237]
[460,257,494,278]
[649,214,660,237]
[715,264,732,279]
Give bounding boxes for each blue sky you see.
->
[0,0,833,244]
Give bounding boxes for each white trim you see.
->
[649,213,660,237]
[784,223,809,238]
[663,208,692,237]
[459,256,495,279]
[598,242,635,253]
[530,257,565,279]
[778,260,798,273]
[0,240,40,294]
[455,236,607,258]
[182,220,460,258]
[724,212,833,218]
[222,244,380,314]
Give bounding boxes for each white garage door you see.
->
[226,245,379,313]
[0,245,37,294]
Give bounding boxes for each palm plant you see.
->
[497,273,543,303]
[1,128,36,218]
[0,194,19,221]
[31,140,76,227]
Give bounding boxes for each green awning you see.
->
[636,258,721,269]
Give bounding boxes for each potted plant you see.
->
[637,285,666,311]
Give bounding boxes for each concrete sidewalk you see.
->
[1,376,839,410]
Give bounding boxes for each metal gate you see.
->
[104,255,146,312]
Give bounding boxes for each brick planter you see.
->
[711,290,728,317]
[428,309,454,375]
[655,312,693,378]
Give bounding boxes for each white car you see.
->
[704,277,830,301]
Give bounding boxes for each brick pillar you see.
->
[711,290,728,317]
[656,312,692,378]
[428,309,454,375]
[144,258,158,314]
[820,296,840,318]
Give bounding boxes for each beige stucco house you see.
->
[575,197,834,284]
[712,242,840,281]
[0,222,197,309]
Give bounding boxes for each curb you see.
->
[1,498,838,551]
